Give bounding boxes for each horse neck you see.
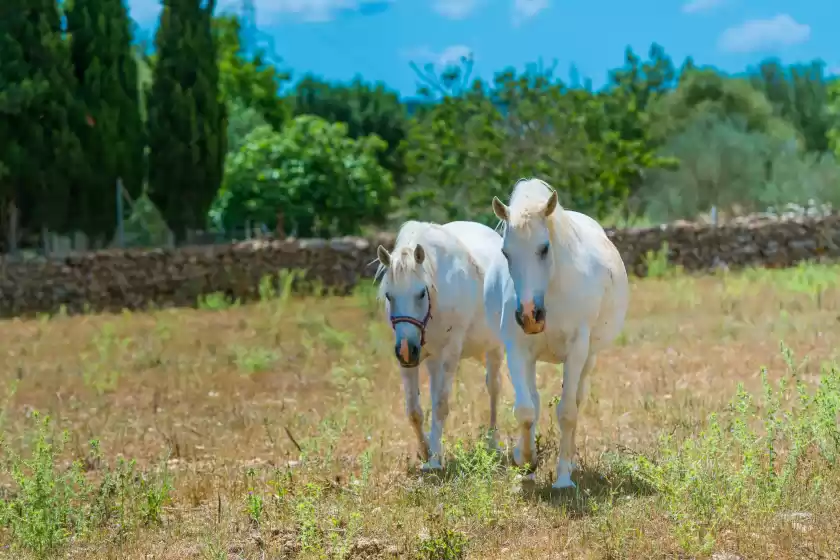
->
[428,240,481,314]
[547,210,579,281]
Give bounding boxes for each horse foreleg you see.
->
[424,356,455,471]
[553,328,592,489]
[570,355,595,472]
[506,345,538,477]
[401,366,429,463]
[484,348,503,452]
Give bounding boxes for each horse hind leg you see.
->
[552,336,594,490]
[570,355,594,473]
[484,348,503,453]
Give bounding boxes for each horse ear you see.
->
[414,244,426,265]
[543,190,558,217]
[492,197,509,221]
[377,245,391,267]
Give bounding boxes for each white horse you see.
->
[484,178,629,489]
[375,220,506,471]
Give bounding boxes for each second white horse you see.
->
[484,178,629,489]
[376,220,505,471]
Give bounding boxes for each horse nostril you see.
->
[534,307,546,323]
[514,308,524,327]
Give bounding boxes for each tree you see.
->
[211,116,394,237]
[401,62,667,224]
[147,0,227,240]
[649,67,801,144]
[749,59,832,154]
[66,0,144,241]
[640,114,787,221]
[0,0,86,250]
[214,14,289,130]
[292,76,409,187]
[828,80,840,157]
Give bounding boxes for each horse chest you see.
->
[533,329,568,364]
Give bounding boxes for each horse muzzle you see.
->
[515,300,546,335]
[395,338,422,368]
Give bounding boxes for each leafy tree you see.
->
[292,76,409,186]
[650,68,801,144]
[214,14,289,130]
[824,80,840,157]
[147,0,227,240]
[749,59,832,154]
[211,116,393,237]
[226,98,268,152]
[640,114,788,221]
[66,0,144,241]
[402,62,670,224]
[599,43,680,219]
[0,0,86,250]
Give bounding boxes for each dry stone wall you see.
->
[1,215,839,318]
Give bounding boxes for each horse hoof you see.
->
[552,475,576,490]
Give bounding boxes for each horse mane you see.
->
[498,177,578,253]
[374,220,482,302]
[374,221,440,302]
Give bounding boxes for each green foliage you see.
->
[0,414,88,557]
[402,58,675,225]
[642,114,784,221]
[828,80,840,157]
[212,115,394,237]
[147,0,227,240]
[650,68,801,145]
[0,0,86,245]
[122,191,173,248]
[66,0,145,240]
[642,112,840,222]
[292,76,409,186]
[214,14,289,130]
[749,59,833,153]
[627,347,840,554]
[226,98,268,152]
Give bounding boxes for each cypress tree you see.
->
[147,0,227,240]
[0,0,85,249]
[66,0,144,242]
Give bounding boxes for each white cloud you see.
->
[718,14,810,53]
[128,0,393,25]
[512,0,548,23]
[681,0,724,14]
[432,0,478,19]
[402,44,474,68]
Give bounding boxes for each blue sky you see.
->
[128,0,838,97]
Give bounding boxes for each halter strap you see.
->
[390,300,433,346]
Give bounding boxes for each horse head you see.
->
[376,243,432,368]
[492,188,559,335]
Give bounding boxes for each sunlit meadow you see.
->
[1,257,840,559]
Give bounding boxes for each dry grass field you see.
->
[2,259,840,559]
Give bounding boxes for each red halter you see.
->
[390,298,433,346]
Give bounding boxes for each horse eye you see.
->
[417,288,426,300]
[385,293,392,302]
[538,244,549,258]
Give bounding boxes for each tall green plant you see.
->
[0,0,86,247]
[66,0,145,241]
[147,0,227,240]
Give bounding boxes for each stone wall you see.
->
[1,215,838,318]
